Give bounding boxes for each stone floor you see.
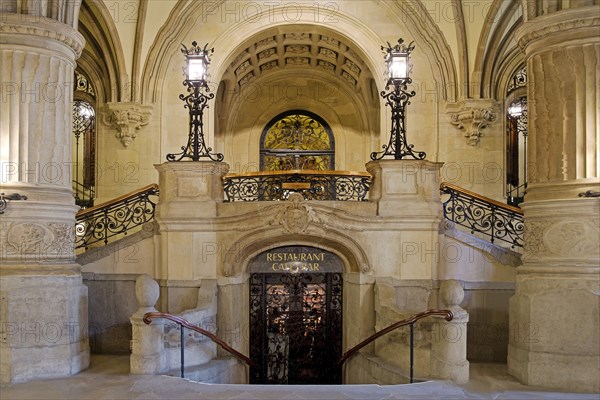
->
[1,355,597,400]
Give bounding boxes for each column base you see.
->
[508,344,599,393]
[430,355,469,384]
[0,269,90,384]
[507,270,599,393]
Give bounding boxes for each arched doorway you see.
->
[248,246,343,384]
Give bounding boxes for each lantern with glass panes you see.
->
[166,41,224,162]
[371,38,426,160]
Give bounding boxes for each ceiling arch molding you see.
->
[219,69,369,171]
[78,0,128,103]
[140,0,458,105]
[493,48,526,101]
[380,0,459,102]
[472,0,524,99]
[214,25,378,157]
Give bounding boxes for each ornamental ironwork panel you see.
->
[507,65,527,94]
[249,272,343,384]
[441,184,524,248]
[75,185,159,249]
[75,70,96,97]
[223,172,370,202]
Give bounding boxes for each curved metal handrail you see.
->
[337,309,453,368]
[76,183,159,217]
[224,169,371,178]
[143,312,256,368]
[75,184,159,249]
[440,182,523,215]
[440,182,524,248]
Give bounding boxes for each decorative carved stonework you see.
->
[270,193,321,234]
[102,102,153,147]
[0,14,84,57]
[446,101,498,146]
[1,221,75,260]
[545,221,599,256]
[523,220,552,260]
[524,218,600,260]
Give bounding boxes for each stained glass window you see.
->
[260,111,334,171]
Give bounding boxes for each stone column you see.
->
[508,5,600,392]
[0,4,90,383]
[130,274,166,375]
[431,280,469,384]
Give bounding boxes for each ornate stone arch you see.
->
[141,0,458,104]
[473,0,525,99]
[222,228,371,277]
[381,0,459,102]
[78,0,128,103]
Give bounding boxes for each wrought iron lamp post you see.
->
[166,42,224,162]
[371,38,426,161]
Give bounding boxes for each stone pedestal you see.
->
[367,160,443,218]
[367,160,444,280]
[0,9,90,383]
[508,6,600,393]
[153,161,229,299]
[155,162,229,220]
[431,280,469,384]
[130,274,166,375]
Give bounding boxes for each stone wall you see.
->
[83,273,138,354]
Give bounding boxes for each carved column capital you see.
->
[446,100,498,146]
[102,102,153,147]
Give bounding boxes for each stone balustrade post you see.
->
[130,274,166,375]
[431,280,469,384]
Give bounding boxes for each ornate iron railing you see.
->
[143,312,256,378]
[440,182,524,248]
[223,170,371,202]
[75,184,159,250]
[337,309,453,383]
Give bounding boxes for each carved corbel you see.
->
[102,102,153,147]
[446,100,498,146]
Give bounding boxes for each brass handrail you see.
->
[337,309,453,369]
[76,183,159,217]
[224,169,371,179]
[440,182,523,215]
[143,312,256,369]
